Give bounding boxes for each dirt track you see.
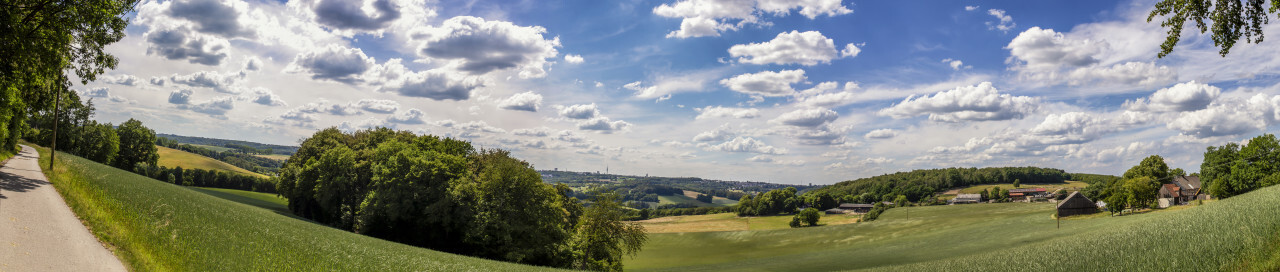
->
[0,145,125,271]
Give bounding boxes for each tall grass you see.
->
[31,144,557,271]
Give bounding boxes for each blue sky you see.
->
[79,0,1280,184]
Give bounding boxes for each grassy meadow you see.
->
[253,154,292,161]
[651,190,738,208]
[638,212,861,233]
[627,189,1280,271]
[156,145,268,179]
[30,145,556,271]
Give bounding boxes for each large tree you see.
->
[1,0,138,151]
[572,192,647,272]
[1148,0,1280,57]
[113,118,157,169]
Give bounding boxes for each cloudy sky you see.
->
[78,0,1280,184]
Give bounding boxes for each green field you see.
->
[639,212,861,233]
[652,190,738,208]
[189,187,288,214]
[956,180,1090,194]
[188,144,233,152]
[627,188,1280,271]
[31,145,554,271]
[254,154,291,161]
[156,145,268,179]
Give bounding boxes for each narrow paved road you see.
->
[0,145,125,271]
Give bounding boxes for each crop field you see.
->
[956,180,1090,194]
[651,190,737,208]
[627,189,1280,271]
[638,212,861,233]
[156,145,268,179]
[253,154,291,161]
[31,145,554,271]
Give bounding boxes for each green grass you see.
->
[30,144,556,271]
[189,187,288,213]
[627,187,1280,271]
[639,212,861,233]
[188,144,233,152]
[156,145,268,179]
[652,190,736,208]
[254,154,291,161]
[956,180,1090,194]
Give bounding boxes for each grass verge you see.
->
[30,144,555,271]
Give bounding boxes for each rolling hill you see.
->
[31,145,553,271]
[628,186,1280,271]
[156,145,268,179]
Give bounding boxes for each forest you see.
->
[809,167,1072,202]
[276,128,645,271]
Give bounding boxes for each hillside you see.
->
[627,186,1280,271]
[31,145,553,271]
[810,167,1073,202]
[158,133,298,155]
[156,145,268,179]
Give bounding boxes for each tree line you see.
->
[276,128,645,271]
[809,167,1071,203]
[156,139,283,175]
[1200,134,1280,199]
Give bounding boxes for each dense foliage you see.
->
[157,140,283,175]
[810,167,1071,203]
[0,0,137,153]
[1082,156,1176,215]
[541,170,810,200]
[736,187,801,216]
[277,128,644,270]
[132,164,276,193]
[1148,0,1280,57]
[113,119,159,169]
[1202,134,1280,198]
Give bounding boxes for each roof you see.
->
[838,203,874,209]
[954,194,981,200]
[1057,191,1097,209]
[1173,176,1201,191]
[1160,184,1180,198]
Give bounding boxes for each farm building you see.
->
[1172,176,1204,202]
[825,208,845,214]
[1158,183,1182,208]
[836,203,874,214]
[1056,191,1099,216]
[1008,188,1048,202]
[950,194,982,204]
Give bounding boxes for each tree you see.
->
[1123,155,1172,181]
[1124,176,1161,210]
[695,194,713,203]
[796,207,822,227]
[78,122,118,164]
[1013,179,1021,188]
[465,149,575,266]
[113,119,158,170]
[1148,0,1280,57]
[572,192,647,272]
[980,188,990,202]
[1171,168,1187,177]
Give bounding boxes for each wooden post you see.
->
[49,86,60,171]
[1056,210,1060,229]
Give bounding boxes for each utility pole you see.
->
[49,85,61,171]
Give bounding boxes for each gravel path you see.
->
[0,145,126,272]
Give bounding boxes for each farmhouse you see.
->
[1007,188,1048,202]
[1158,183,1181,208]
[1172,175,1204,202]
[950,194,982,204]
[1056,191,1099,216]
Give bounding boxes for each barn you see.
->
[1056,191,1099,216]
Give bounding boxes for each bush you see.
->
[797,208,821,226]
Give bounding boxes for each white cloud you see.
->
[416,16,561,78]
[705,136,787,154]
[369,60,485,100]
[558,103,599,119]
[879,82,1039,122]
[695,106,760,119]
[101,74,142,86]
[564,54,584,64]
[1006,27,1175,89]
[719,69,806,97]
[168,89,193,104]
[497,91,543,112]
[183,96,237,116]
[285,44,375,84]
[513,127,553,137]
[244,87,287,106]
[388,108,426,124]
[653,0,852,38]
[169,70,245,94]
[965,5,979,11]
[1125,81,1221,112]
[577,116,631,133]
[143,25,231,66]
[864,128,897,139]
[353,99,399,113]
[941,58,968,70]
[799,91,858,108]
[772,107,838,127]
[692,128,734,142]
[624,69,717,100]
[986,9,1015,33]
[728,30,856,66]
[1007,27,1103,72]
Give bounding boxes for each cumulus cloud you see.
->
[577,117,631,133]
[168,89,193,104]
[167,0,255,38]
[799,90,858,108]
[789,124,849,145]
[169,71,244,93]
[183,96,236,116]
[564,54,584,64]
[704,136,787,154]
[388,108,426,124]
[653,0,852,38]
[1125,81,1221,112]
[986,9,1015,33]
[293,99,362,116]
[558,104,599,119]
[310,0,402,31]
[497,91,543,112]
[1006,27,1174,88]
[965,5,979,11]
[417,16,560,78]
[772,107,838,127]
[692,128,734,142]
[354,99,399,113]
[1166,93,1280,138]
[244,87,287,106]
[695,106,760,119]
[149,77,167,86]
[286,44,375,84]
[878,82,1039,122]
[719,69,806,97]
[366,59,485,101]
[513,127,553,137]
[101,75,141,86]
[864,129,897,139]
[941,58,969,70]
[145,26,230,66]
[1007,27,1102,71]
[728,30,856,66]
